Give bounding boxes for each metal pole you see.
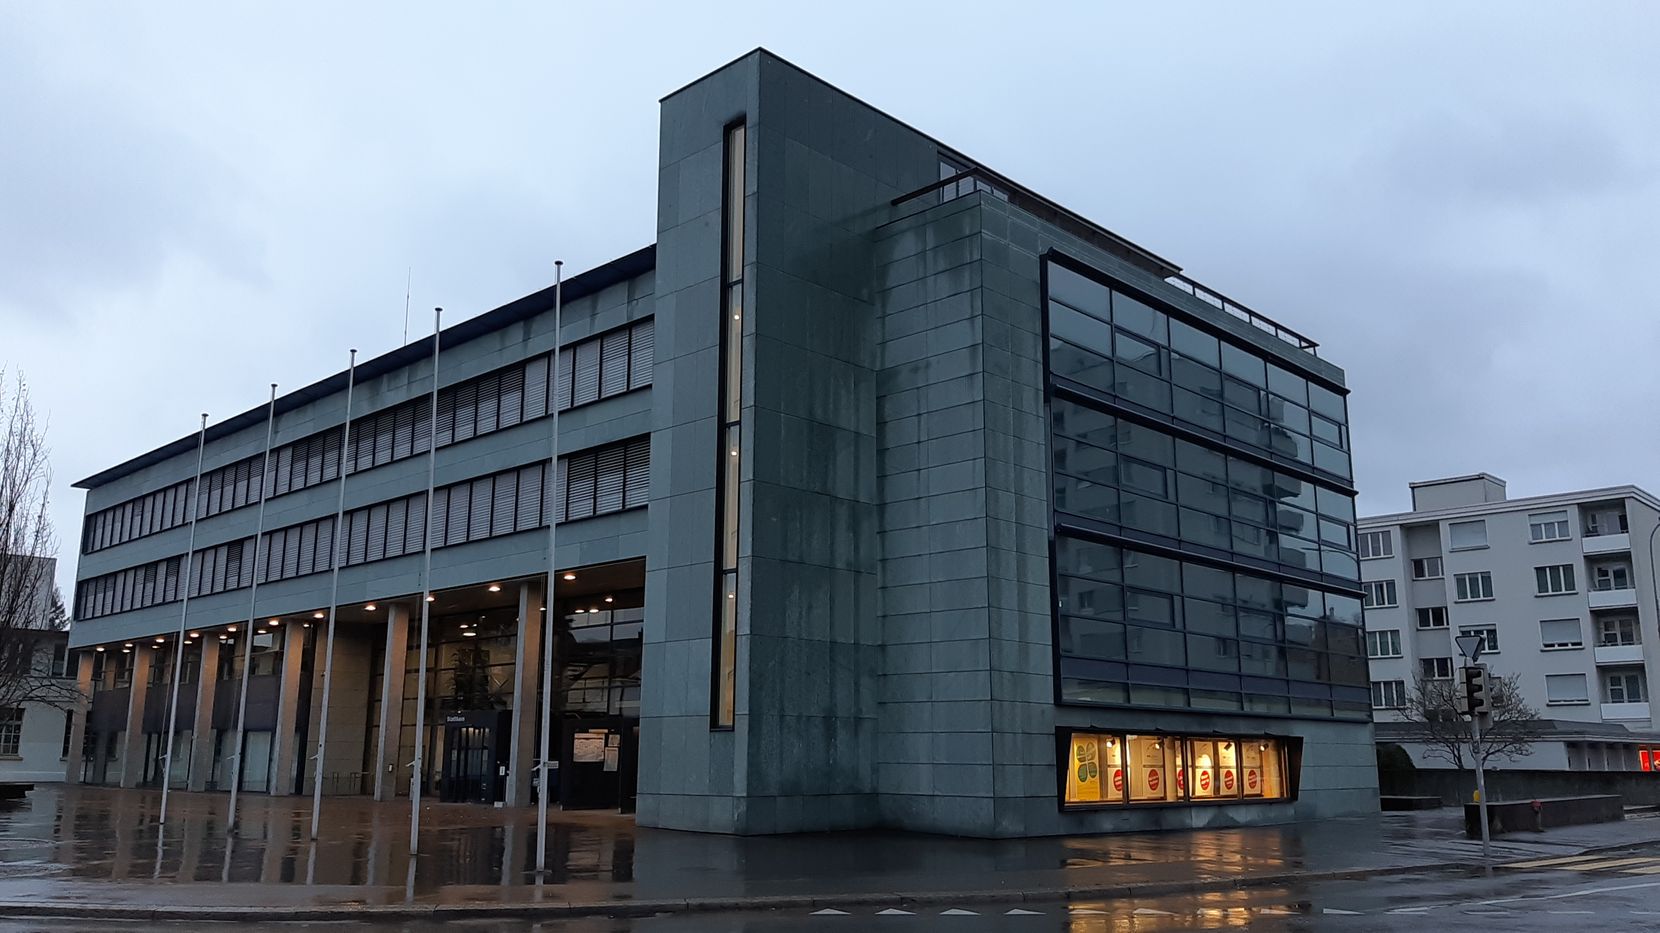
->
[535,262,563,875]
[309,350,358,840]
[410,308,442,856]
[227,384,279,833]
[158,413,209,825]
[1472,710,1491,861]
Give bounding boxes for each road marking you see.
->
[1257,908,1297,915]
[1070,908,1109,915]
[1557,856,1660,871]
[1388,906,1432,913]
[1625,865,1660,875]
[939,908,978,916]
[1004,908,1044,915]
[876,908,914,915]
[1499,854,1607,869]
[811,909,849,915]
[1481,878,1660,906]
[1133,908,1174,916]
[1548,910,1596,915]
[1323,908,1361,915]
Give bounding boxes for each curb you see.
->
[0,840,1647,922]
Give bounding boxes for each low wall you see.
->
[1464,795,1623,837]
[1380,768,1660,806]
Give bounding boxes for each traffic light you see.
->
[1465,664,1493,717]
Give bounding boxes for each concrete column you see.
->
[268,622,311,796]
[63,651,93,783]
[118,648,154,788]
[373,604,411,801]
[188,637,222,791]
[504,581,545,806]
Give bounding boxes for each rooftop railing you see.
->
[892,169,1320,357]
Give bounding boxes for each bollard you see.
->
[1532,798,1545,833]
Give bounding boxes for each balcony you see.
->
[1601,701,1651,722]
[1583,532,1632,555]
[1589,587,1640,610]
[1595,644,1645,665]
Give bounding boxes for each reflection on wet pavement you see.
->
[0,784,1611,912]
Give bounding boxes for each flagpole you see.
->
[158,413,209,825]
[535,261,562,875]
[227,384,279,833]
[309,349,358,840]
[410,308,442,856]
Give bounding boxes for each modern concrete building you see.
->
[64,49,1374,836]
[1361,475,1660,772]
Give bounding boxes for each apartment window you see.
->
[1540,618,1584,650]
[1599,617,1641,647]
[1362,580,1397,608]
[50,644,68,678]
[1535,564,1576,595]
[1366,630,1403,658]
[1416,606,1448,629]
[1593,565,1631,591]
[1358,530,1393,560]
[1547,673,1590,704]
[1410,557,1443,580]
[1371,680,1407,709]
[1459,625,1500,654]
[1529,511,1571,543]
[1061,732,1289,807]
[1448,520,1488,550]
[1604,671,1647,704]
[712,120,746,730]
[1454,572,1494,602]
[0,708,20,756]
[1420,657,1454,680]
[60,710,73,759]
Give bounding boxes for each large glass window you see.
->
[1050,397,1358,584]
[1055,531,1368,718]
[1063,731,1289,808]
[1044,260,1347,482]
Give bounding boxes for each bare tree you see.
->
[1397,671,1545,771]
[0,370,75,711]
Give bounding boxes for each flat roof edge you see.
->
[73,245,656,491]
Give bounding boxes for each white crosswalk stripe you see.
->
[875,908,914,915]
[939,908,978,915]
[810,908,849,916]
[1004,908,1044,915]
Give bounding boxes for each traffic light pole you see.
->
[1470,703,1491,862]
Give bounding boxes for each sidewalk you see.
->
[0,785,1656,920]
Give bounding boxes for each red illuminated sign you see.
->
[1642,750,1652,772]
[1112,769,1124,792]
[1199,770,1212,793]
[1223,770,1236,792]
[1147,769,1161,792]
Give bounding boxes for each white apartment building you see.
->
[1360,474,1660,773]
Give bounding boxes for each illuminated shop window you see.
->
[1062,731,1289,807]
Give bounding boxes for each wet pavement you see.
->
[1,784,1657,916]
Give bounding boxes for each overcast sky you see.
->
[3,3,1657,596]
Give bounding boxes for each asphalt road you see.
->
[6,848,1660,931]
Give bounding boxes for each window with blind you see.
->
[554,438,650,522]
[80,320,653,556]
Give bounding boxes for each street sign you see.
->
[1455,633,1485,662]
